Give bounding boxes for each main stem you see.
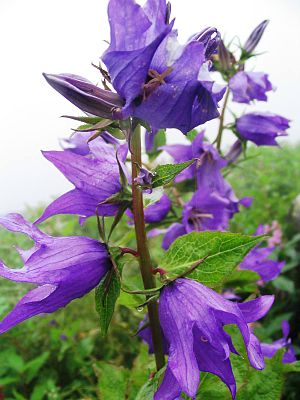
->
[130,125,165,371]
[216,88,230,151]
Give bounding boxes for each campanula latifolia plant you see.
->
[0,1,299,399]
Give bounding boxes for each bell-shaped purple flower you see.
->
[0,214,111,334]
[152,188,232,250]
[182,189,230,232]
[145,278,274,399]
[35,137,128,224]
[236,112,289,146]
[243,20,269,55]
[261,321,296,364]
[239,224,285,283]
[102,0,173,112]
[133,30,225,133]
[229,71,273,104]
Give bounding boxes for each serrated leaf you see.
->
[152,160,195,188]
[160,231,264,288]
[95,270,121,336]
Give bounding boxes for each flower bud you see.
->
[243,20,269,54]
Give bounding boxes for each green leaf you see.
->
[146,129,166,161]
[186,129,198,142]
[272,276,295,293]
[96,361,129,399]
[61,115,103,124]
[283,360,300,373]
[95,270,121,336]
[135,368,165,400]
[224,269,260,292]
[24,352,50,383]
[160,231,264,288]
[152,160,195,189]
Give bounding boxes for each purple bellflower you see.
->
[133,30,225,133]
[240,224,285,283]
[151,188,232,250]
[229,71,273,104]
[102,0,173,113]
[236,112,289,146]
[44,1,225,133]
[261,321,296,364]
[162,132,248,218]
[35,137,128,224]
[243,20,269,55]
[140,278,274,399]
[0,214,111,334]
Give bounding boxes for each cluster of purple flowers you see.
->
[0,1,295,399]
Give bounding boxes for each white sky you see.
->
[0,0,299,214]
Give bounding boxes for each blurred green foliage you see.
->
[0,143,299,398]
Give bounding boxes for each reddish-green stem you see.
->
[130,125,165,371]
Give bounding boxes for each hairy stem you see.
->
[216,88,230,151]
[130,124,165,370]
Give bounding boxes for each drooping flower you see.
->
[229,71,273,104]
[102,0,173,112]
[140,278,274,399]
[261,321,296,364]
[162,131,248,217]
[243,20,269,55]
[133,30,225,133]
[151,188,232,250]
[35,137,129,224]
[236,112,289,146]
[0,214,111,334]
[182,189,230,232]
[239,224,285,283]
[44,1,224,134]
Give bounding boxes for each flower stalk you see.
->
[130,124,165,371]
[216,88,230,151]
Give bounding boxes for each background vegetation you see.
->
[0,143,299,399]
